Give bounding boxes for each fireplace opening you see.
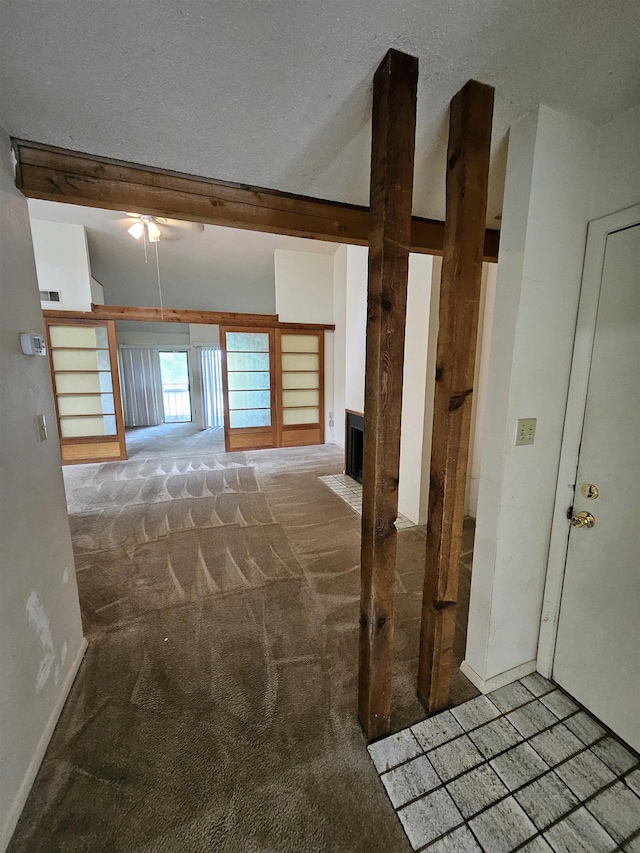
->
[346,411,364,483]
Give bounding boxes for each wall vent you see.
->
[39,290,61,303]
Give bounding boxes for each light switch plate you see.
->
[515,418,536,446]
[36,414,47,441]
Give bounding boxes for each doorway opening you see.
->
[158,350,192,423]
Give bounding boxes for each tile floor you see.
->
[319,473,415,529]
[368,673,640,852]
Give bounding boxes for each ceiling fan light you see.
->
[128,221,144,240]
[147,221,161,242]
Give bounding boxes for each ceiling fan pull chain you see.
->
[155,240,164,322]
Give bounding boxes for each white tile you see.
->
[398,788,463,850]
[624,834,640,853]
[626,768,640,797]
[555,750,617,800]
[488,681,535,713]
[411,711,464,752]
[451,695,500,731]
[368,729,422,773]
[564,710,606,746]
[507,700,558,739]
[514,771,578,830]
[380,754,441,808]
[529,723,584,766]
[428,826,482,852]
[446,763,509,818]
[469,796,537,853]
[490,742,550,791]
[544,807,616,853]
[427,735,485,783]
[469,716,523,759]
[519,837,554,851]
[540,689,579,719]
[519,673,554,697]
[592,736,639,775]
[587,781,640,843]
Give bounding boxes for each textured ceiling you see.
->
[4,1,640,225]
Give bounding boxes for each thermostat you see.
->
[20,333,47,356]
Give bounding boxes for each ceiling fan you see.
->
[118,213,204,242]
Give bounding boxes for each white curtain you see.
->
[199,347,224,428]
[119,347,165,427]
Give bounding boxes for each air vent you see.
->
[39,290,61,303]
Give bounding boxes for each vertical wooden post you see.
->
[417,80,494,713]
[359,49,418,740]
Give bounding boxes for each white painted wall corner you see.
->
[0,638,88,852]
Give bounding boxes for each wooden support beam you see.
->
[43,304,335,330]
[417,80,494,713]
[69,304,278,327]
[359,49,418,740]
[12,139,499,261]
[43,305,335,330]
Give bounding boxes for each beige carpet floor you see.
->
[9,429,477,852]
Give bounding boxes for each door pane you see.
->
[226,332,269,352]
[283,389,319,408]
[280,334,319,353]
[282,372,319,390]
[228,390,271,410]
[226,351,270,372]
[52,348,111,371]
[55,372,113,394]
[227,371,271,391]
[281,353,319,371]
[60,415,117,437]
[158,351,192,423]
[57,394,115,416]
[282,407,319,425]
[229,409,271,428]
[49,325,108,348]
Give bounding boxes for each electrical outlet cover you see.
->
[515,418,536,446]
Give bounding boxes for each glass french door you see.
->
[45,318,126,464]
[158,351,192,423]
[220,327,277,451]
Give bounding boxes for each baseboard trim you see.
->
[460,658,537,694]
[1,637,88,852]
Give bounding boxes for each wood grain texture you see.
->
[359,49,418,740]
[12,139,499,261]
[89,304,279,327]
[417,80,494,713]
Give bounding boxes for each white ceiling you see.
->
[4,1,640,225]
[28,199,338,314]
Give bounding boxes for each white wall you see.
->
[464,105,601,691]
[331,246,348,448]
[0,129,85,850]
[591,105,640,221]
[397,254,434,524]
[30,220,93,311]
[274,248,336,442]
[344,245,368,416]
[274,249,334,324]
[465,263,498,518]
[89,276,105,305]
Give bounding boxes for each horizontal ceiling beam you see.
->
[43,305,335,330]
[13,139,500,262]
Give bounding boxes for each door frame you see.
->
[538,203,640,677]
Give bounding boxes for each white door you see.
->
[553,220,640,751]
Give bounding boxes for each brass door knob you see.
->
[571,511,595,529]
